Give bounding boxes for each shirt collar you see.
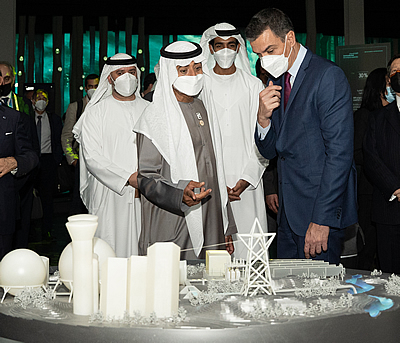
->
[1,91,12,99]
[35,111,47,119]
[288,44,307,80]
[396,94,400,112]
[1,91,13,107]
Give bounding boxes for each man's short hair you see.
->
[0,61,15,83]
[33,89,49,101]
[245,8,294,42]
[85,73,99,87]
[387,54,400,75]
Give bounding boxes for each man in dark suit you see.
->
[0,63,41,249]
[0,71,39,259]
[363,54,400,274]
[0,62,30,115]
[246,8,357,264]
[32,89,63,240]
[12,101,40,249]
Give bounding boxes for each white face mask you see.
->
[173,74,204,96]
[86,88,96,99]
[213,47,237,69]
[35,99,47,111]
[111,72,138,97]
[260,35,292,79]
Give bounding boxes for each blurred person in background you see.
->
[354,67,393,270]
[363,55,400,274]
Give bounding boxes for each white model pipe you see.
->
[65,220,97,316]
[67,214,98,222]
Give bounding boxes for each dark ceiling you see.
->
[16,0,399,38]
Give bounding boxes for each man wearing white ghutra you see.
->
[134,41,237,259]
[200,23,269,260]
[73,53,148,258]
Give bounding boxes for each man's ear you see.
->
[287,30,296,47]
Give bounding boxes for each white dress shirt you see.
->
[35,111,52,154]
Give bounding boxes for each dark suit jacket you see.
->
[33,111,63,165]
[255,48,358,236]
[0,105,39,234]
[14,111,40,205]
[354,107,374,195]
[263,156,278,196]
[363,101,400,225]
[47,112,63,165]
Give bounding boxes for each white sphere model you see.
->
[0,249,46,296]
[58,237,116,289]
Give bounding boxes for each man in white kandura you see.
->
[200,23,268,259]
[73,53,148,257]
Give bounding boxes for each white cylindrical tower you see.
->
[65,220,97,316]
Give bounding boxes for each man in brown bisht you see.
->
[135,41,236,260]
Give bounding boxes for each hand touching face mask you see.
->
[260,34,292,79]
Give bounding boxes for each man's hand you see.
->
[183,181,211,207]
[304,222,330,259]
[257,81,282,128]
[266,194,279,213]
[72,160,78,167]
[228,179,250,202]
[394,188,400,201]
[0,157,17,178]
[225,235,234,255]
[127,171,138,189]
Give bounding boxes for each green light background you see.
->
[16,32,346,113]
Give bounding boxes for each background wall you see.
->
[3,0,399,114]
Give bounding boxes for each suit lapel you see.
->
[279,49,312,130]
[272,77,284,132]
[0,107,6,136]
[0,107,13,140]
[385,102,400,136]
[11,92,16,110]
